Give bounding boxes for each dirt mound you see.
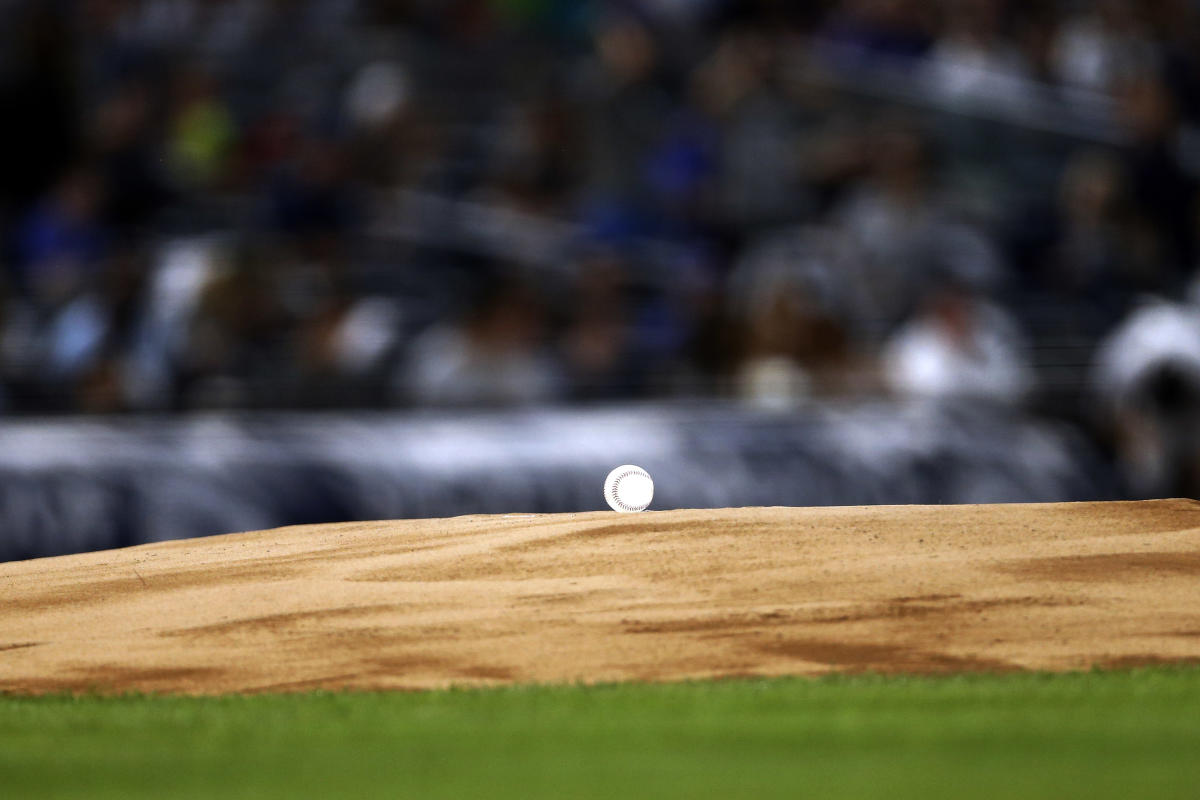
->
[3,500,1200,694]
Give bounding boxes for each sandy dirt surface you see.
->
[3,500,1200,694]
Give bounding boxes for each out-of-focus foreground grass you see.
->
[2,667,1199,799]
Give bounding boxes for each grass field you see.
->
[3,667,1199,799]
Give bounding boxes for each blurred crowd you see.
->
[2,0,1200,492]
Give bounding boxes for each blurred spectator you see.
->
[16,168,107,303]
[1091,294,1200,497]
[343,60,435,190]
[1052,150,1131,290]
[691,29,808,228]
[559,251,641,400]
[92,81,173,232]
[1115,71,1196,282]
[176,244,282,409]
[267,137,356,236]
[734,290,858,410]
[729,227,873,409]
[884,280,1033,404]
[832,122,1002,325]
[166,67,235,190]
[580,14,671,199]
[1051,1,1154,92]
[399,273,561,407]
[924,0,1033,106]
[1023,148,1152,331]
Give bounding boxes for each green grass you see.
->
[3,668,1200,799]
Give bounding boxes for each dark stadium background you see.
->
[1,0,1198,559]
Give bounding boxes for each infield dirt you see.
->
[3,500,1200,694]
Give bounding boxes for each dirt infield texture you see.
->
[3,500,1200,694]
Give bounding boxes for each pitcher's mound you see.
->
[3,500,1200,694]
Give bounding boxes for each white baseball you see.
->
[604,464,654,513]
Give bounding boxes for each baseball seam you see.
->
[610,469,647,511]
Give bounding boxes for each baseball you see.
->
[604,465,654,513]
